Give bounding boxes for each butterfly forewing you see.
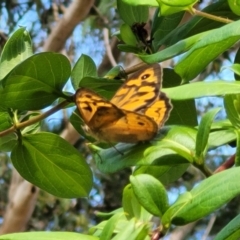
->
[111,64,162,112]
[75,88,121,125]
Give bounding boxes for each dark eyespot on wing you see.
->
[142,73,150,80]
[137,121,145,126]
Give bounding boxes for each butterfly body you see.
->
[75,64,172,143]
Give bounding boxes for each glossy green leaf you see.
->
[117,0,149,26]
[151,10,185,51]
[71,54,97,90]
[111,218,135,240]
[134,163,190,185]
[228,0,240,15]
[162,167,240,225]
[122,0,158,6]
[0,232,98,240]
[111,218,148,240]
[224,94,240,128]
[214,214,240,240]
[104,66,127,80]
[117,44,142,54]
[0,133,17,152]
[0,27,32,80]
[195,108,221,162]
[100,213,124,240]
[235,129,240,166]
[11,132,93,198]
[208,129,236,149]
[0,52,71,110]
[0,109,12,131]
[120,24,138,46]
[123,184,141,220]
[160,0,197,7]
[79,77,122,100]
[93,126,196,173]
[139,31,209,64]
[130,174,169,216]
[164,81,240,101]
[163,68,198,127]
[175,20,240,82]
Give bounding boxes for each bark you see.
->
[169,221,197,240]
[0,170,39,234]
[43,0,94,52]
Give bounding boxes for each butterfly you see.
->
[75,64,172,143]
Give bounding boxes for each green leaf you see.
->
[111,218,149,240]
[100,213,124,240]
[122,184,142,219]
[155,1,238,48]
[0,109,12,131]
[195,108,221,162]
[0,232,98,240]
[130,174,169,216]
[117,0,149,26]
[111,218,135,240]
[164,81,240,101]
[224,94,240,128]
[0,133,17,152]
[163,69,198,127]
[79,76,122,100]
[235,129,240,166]
[139,31,209,64]
[160,0,197,7]
[208,129,236,149]
[11,132,93,198]
[175,20,240,82]
[122,0,158,6]
[120,24,138,46]
[134,164,190,185]
[151,10,185,51]
[162,167,240,225]
[0,52,71,110]
[228,0,240,15]
[0,27,32,80]
[117,44,142,54]
[93,126,196,173]
[71,54,97,90]
[104,66,127,80]
[214,213,240,240]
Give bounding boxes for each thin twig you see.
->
[201,214,217,240]
[103,27,117,67]
[0,100,70,137]
[194,9,234,24]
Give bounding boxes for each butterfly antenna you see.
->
[109,143,124,156]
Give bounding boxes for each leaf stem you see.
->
[195,163,213,177]
[193,9,234,24]
[0,100,70,137]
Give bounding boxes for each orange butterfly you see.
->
[75,64,172,143]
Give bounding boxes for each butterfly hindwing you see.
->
[144,92,172,128]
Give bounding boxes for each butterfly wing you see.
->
[75,88,158,143]
[110,64,162,112]
[144,92,172,127]
[96,111,158,143]
[75,88,124,128]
